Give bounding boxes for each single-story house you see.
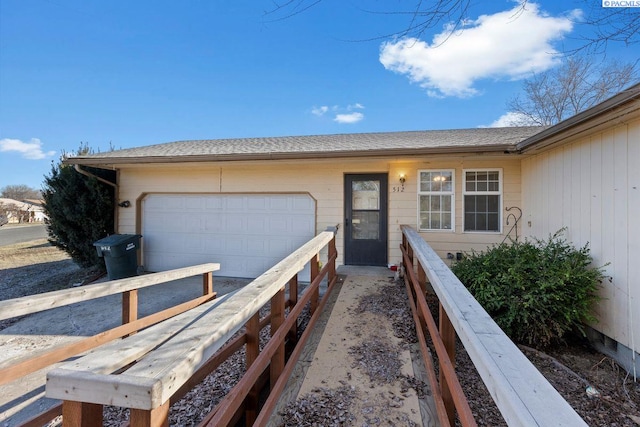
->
[0,198,47,223]
[66,83,640,374]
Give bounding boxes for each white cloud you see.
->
[334,112,364,124]
[311,106,330,116]
[312,103,365,124]
[0,138,56,160]
[379,2,578,97]
[484,111,539,127]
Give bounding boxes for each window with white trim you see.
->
[463,169,501,232]
[418,170,454,231]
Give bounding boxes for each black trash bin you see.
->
[93,234,142,280]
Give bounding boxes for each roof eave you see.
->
[516,83,640,153]
[64,144,518,167]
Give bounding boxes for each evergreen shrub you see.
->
[451,230,605,348]
[42,145,115,269]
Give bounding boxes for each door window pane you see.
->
[351,180,380,240]
[352,180,380,210]
[352,211,379,240]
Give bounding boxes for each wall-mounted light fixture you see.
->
[118,200,131,208]
[399,173,406,190]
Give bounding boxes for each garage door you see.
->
[142,194,316,278]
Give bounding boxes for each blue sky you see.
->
[0,0,637,190]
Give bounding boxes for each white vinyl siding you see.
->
[463,169,502,232]
[521,116,640,356]
[418,170,454,231]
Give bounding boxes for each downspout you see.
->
[74,165,119,232]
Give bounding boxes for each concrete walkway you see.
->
[269,266,439,427]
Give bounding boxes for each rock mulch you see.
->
[280,386,357,426]
[423,292,640,427]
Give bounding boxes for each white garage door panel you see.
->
[143,194,315,278]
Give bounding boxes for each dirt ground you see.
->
[454,319,640,426]
[1,239,640,426]
[0,239,103,330]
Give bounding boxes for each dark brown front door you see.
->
[344,173,388,266]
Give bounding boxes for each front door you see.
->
[344,173,388,266]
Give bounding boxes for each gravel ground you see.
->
[423,293,640,427]
[2,239,640,426]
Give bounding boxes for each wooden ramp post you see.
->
[130,401,170,427]
[62,401,103,427]
[245,312,261,425]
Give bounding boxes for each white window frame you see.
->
[462,168,502,233]
[417,169,455,232]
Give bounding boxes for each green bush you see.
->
[451,230,605,348]
[42,145,115,269]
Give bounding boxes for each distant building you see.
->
[0,198,47,223]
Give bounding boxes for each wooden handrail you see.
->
[0,293,216,386]
[400,242,468,426]
[400,225,587,427]
[1,263,219,426]
[0,263,220,321]
[199,250,338,426]
[45,229,338,426]
[253,252,338,426]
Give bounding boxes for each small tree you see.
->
[507,55,638,126]
[1,184,41,200]
[42,144,115,269]
[451,230,605,348]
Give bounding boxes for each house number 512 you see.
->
[392,186,405,192]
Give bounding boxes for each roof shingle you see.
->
[67,127,545,165]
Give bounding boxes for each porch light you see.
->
[399,174,406,185]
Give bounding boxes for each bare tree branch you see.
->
[569,1,640,54]
[1,185,41,201]
[264,0,475,43]
[507,56,639,126]
[264,0,637,53]
[264,0,322,23]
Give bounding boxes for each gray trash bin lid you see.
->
[93,234,141,257]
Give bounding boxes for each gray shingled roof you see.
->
[66,127,545,165]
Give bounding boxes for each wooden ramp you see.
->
[268,266,438,427]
